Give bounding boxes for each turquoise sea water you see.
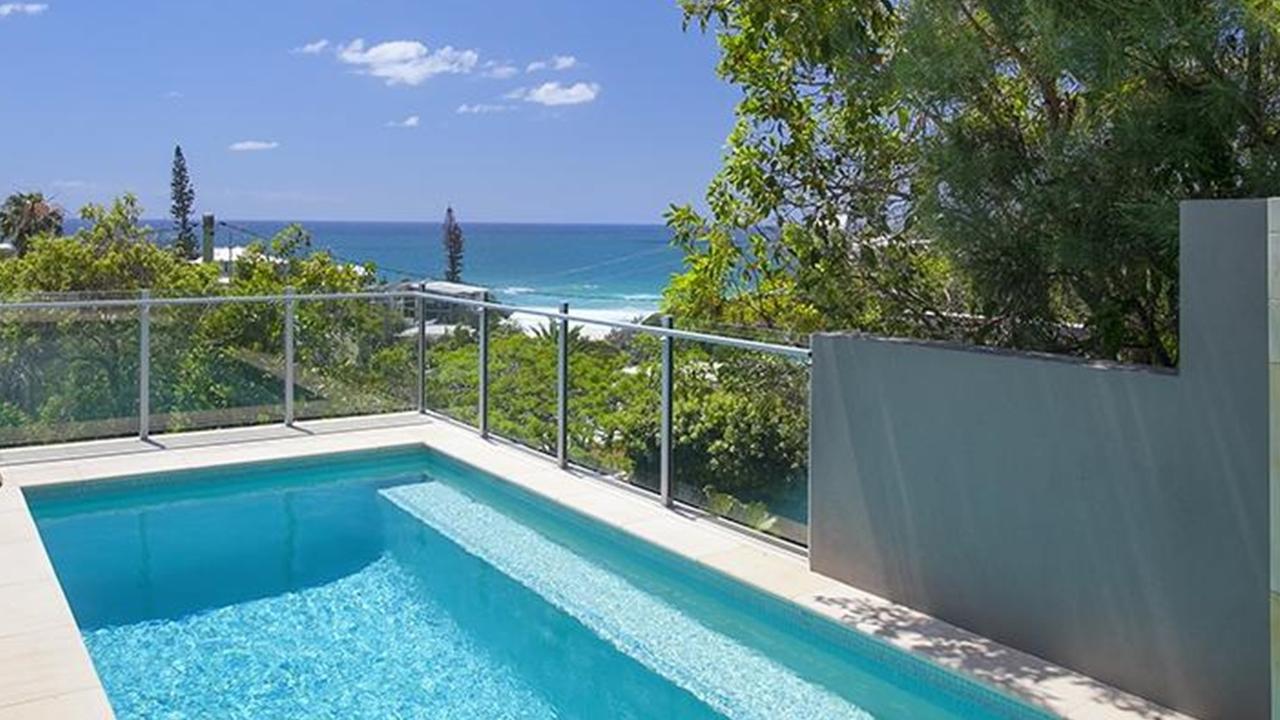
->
[222,221,682,313]
[70,219,683,313]
[28,447,1050,720]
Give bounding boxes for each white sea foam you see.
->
[506,306,658,339]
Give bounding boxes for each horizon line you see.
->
[67,217,675,228]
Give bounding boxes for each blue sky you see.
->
[0,1,739,223]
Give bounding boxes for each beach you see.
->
[505,305,661,340]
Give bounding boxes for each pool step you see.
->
[380,482,873,720]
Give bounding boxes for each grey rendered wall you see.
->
[809,199,1276,719]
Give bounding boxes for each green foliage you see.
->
[170,145,197,260]
[423,326,482,424]
[0,195,409,442]
[704,489,777,533]
[424,324,808,540]
[293,298,415,419]
[0,192,64,256]
[676,348,807,496]
[624,344,808,525]
[0,195,220,297]
[488,329,559,451]
[0,192,810,544]
[676,0,1280,366]
[428,324,657,470]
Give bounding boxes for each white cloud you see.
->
[292,39,329,54]
[510,81,601,107]
[0,3,47,17]
[386,114,421,128]
[229,140,279,152]
[481,61,518,80]
[526,55,577,73]
[457,103,514,115]
[337,39,478,86]
[165,90,184,99]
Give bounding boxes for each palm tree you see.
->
[0,192,64,256]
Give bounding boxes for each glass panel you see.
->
[567,326,661,493]
[671,340,809,545]
[0,300,140,447]
[294,296,416,421]
[487,310,558,454]
[150,299,285,433]
[424,306,481,426]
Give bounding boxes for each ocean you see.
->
[217,221,684,320]
[61,219,684,321]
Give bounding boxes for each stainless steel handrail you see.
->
[0,290,412,310]
[0,287,812,542]
[412,291,812,358]
[0,289,812,359]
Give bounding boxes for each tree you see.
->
[442,206,464,282]
[0,196,403,443]
[0,192,63,256]
[0,195,217,295]
[674,0,1280,366]
[421,323,809,538]
[170,145,197,260]
[0,194,220,444]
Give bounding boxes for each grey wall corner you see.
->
[1267,197,1280,720]
[810,198,1279,719]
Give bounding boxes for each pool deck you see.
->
[0,412,1195,720]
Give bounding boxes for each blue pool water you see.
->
[27,447,1051,720]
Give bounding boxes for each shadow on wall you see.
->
[808,199,1275,719]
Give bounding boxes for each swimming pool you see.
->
[27,446,1052,719]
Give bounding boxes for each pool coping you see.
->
[0,412,1195,720]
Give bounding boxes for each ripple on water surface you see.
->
[84,556,557,720]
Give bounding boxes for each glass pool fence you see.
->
[0,289,812,546]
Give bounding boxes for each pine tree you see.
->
[442,206,464,282]
[170,145,197,259]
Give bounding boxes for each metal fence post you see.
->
[660,315,674,506]
[557,302,569,468]
[139,290,151,442]
[805,342,814,548]
[478,306,489,437]
[284,287,295,426]
[416,293,426,413]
